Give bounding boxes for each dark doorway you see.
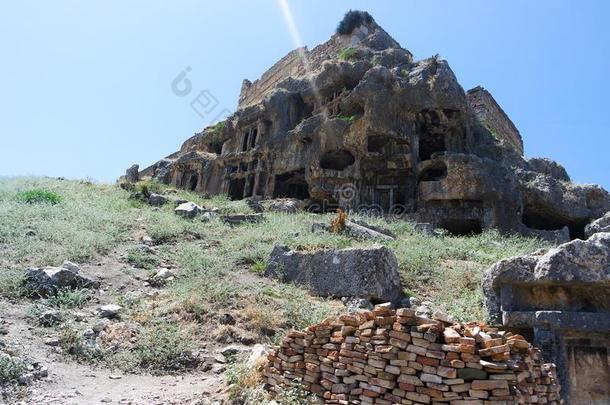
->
[228,178,245,200]
[419,133,445,161]
[320,150,355,171]
[273,169,309,200]
[438,218,482,236]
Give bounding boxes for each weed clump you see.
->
[17,189,61,204]
[339,47,358,61]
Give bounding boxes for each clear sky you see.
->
[1,1,609,189]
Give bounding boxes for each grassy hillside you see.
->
[0,177,549,381]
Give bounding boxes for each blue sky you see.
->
[1,1,609,189]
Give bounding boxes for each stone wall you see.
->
[467,87,524,155]
[238,47,306,109]
[264,304,562,404]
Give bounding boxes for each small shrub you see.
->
[336,10,374,35]
[338,47,358,61]
[250,260,267,275]
[17,189,61,204]
[127,247,159,270]
[44,288,90,309]
[400,68,409,77]
[135,324,196,372]
[0,356,26,384]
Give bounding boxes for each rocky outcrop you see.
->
[24,261,98,297]
[585,211,610,238]
[265,245,403,304]
[483,233,610,404]
[134,10,610,239]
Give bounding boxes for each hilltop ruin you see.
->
[135,11,610,239]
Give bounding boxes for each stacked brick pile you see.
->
[264,304,562,404]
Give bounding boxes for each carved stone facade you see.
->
[137,12,610,238]
[483,232,610,404]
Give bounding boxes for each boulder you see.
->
[148,193,169,206]
[174,202,203,218]
[24,261,98,297]
[124,164,139,183]
[265,245,403,304]
[221,213,264,225]
[98,304,122,319]
[585,211,610,238]
[260,198,303,213]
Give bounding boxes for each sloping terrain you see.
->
[0,177,550,404]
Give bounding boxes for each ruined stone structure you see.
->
[137,11,610,238]
[483,232,610,404]
[265,304,562,404]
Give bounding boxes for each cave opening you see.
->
[419,133,446,161]
[188,175,198,191]
[320,150,355,171]
[228,178,245,200]
[210,142,223,154]
[419,162,448,182]
[367,136,388,154]
[438,218,483,236]
[273,169,309,200]
[522,208,587,240]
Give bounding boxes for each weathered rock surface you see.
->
[265,244,403,303]
[483,233,610,403]
[174,201,203,218]
[221,213,264,225]
[585,211,610,238]
[24,261,98,296]
[133,11,610,240]
[148,193,169,206]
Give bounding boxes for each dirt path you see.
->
[1,299,225,405]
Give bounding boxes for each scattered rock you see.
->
[221,213,264,225]
[260,198,303,213]
[266,244,404,304]
[38,309,62,327]
[219,313,235,325]
[342,297,374,313]
[246,344,269,367]
[149,268,175,286]
[148,193,169,206]
[174,202,204,218]
[44,337,62,347]
[24,261,98,297]
[98,304,122,319]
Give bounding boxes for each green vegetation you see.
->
[17,189,62,204]
[336,114,358,123]
[43,288,90,310]
[0,177,551,376]
[0,356,25,384]
[339,47,358,61]
[400,68,409,77]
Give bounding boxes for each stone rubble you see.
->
[264,303,562,404]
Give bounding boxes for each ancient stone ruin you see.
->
[134,10,610,239]
[264,303,562,404]
[483,231,610,404]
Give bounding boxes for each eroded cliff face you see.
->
[137,12,610,239]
